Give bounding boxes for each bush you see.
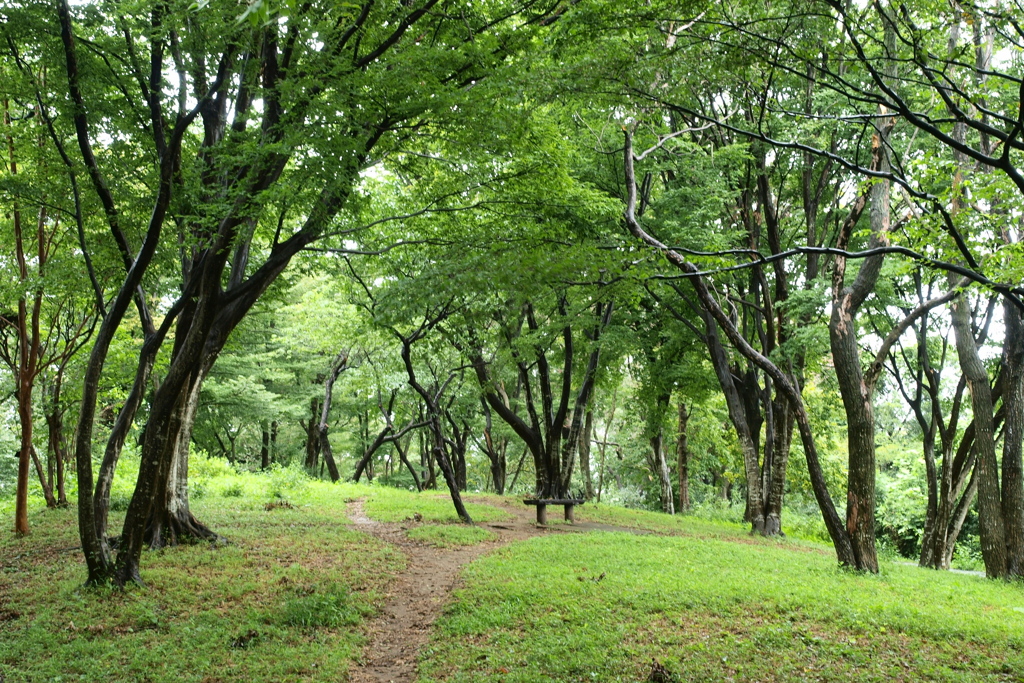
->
[190,449,237,480]
[267,464,308,499]
[601,484,648,510]
[221,481,245,498]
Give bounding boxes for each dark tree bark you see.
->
[578,408,595,500]
[478,398,508,495]
[395,317,471,523]
[649,425,674,515]
[827,96,895,573]
[468,300,612,499]
[676,402,691,513]
[950,290,1007,577]
[624,130,858,568]
[702,309,764,532]
[317,350,349,482]
[445,412,470,491]
[354,393,428,482]
[304,396,322,471]
[1002,283,1024,575]
[353,425,392,482]
[260,422,271,471]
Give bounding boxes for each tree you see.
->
[22,0,564,585]
[1,85,97,530]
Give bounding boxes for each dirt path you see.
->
[345,497,651,683]
[344,499,545,683]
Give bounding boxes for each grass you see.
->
[0,473,400,683]
[576,502,831,548]
[360,486,513,524]
[0,462,517,683]
[6,467,1024,683]
[419,531,1024,682]
[407,524,498,548]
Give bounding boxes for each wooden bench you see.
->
[523,498,584,525]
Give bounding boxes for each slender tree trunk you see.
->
[304,397,321,471]
[44,373,70,507]
[918,427,941,569]
[650,431,674,514]
[508,444,528,493]
[29,446,57,509]
[944,468,979,569]
[398,330,471,523]
[317,352,348,482]
[353,425,391,482]
[579,408,595,500]
[828,122,891,571]
[1001,299,1024,576]
[951,292,1007,577]
[676,402,690,513]
[703,309,764,533]
[480,398,507,495]
[395,435,422,491]
[763,396,792,534]
[260,422,271,471]
[7,98,34,534]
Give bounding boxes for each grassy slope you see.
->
[0,478,396,683]
[421,505,1024,683]
[0,469,516,683]
[4,475,1024,683]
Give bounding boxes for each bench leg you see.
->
[564,504,575,523]
[536,504,547,525]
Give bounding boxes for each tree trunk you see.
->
[824,110,894,572]
[703,309,764,533]
[146,373,219,550]
[943,468,979,569]
[480,398,507,495]
[304,397,321,471]
[650,431,674,515]
[918,428,941,569]
[579,408,595,500]
[44,375,70,507]
[260,422,271,470]
[394,435,422,492]
[676,402,690,513]
[317,351,348,483]
[950,292,1007,577]
[1001,299,1024,576]
[270,420,278,464]
[763,396,793,534]
[398,328,471,523]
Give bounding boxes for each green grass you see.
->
[8,470,1024,683]
[0,476,404,683]
[420,532,1024,682]
[407,524,498,548]
[360,486,513,524]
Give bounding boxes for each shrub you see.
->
[221,481,245,498]
[267,464,309,499]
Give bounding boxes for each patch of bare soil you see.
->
[346,498,636,683]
